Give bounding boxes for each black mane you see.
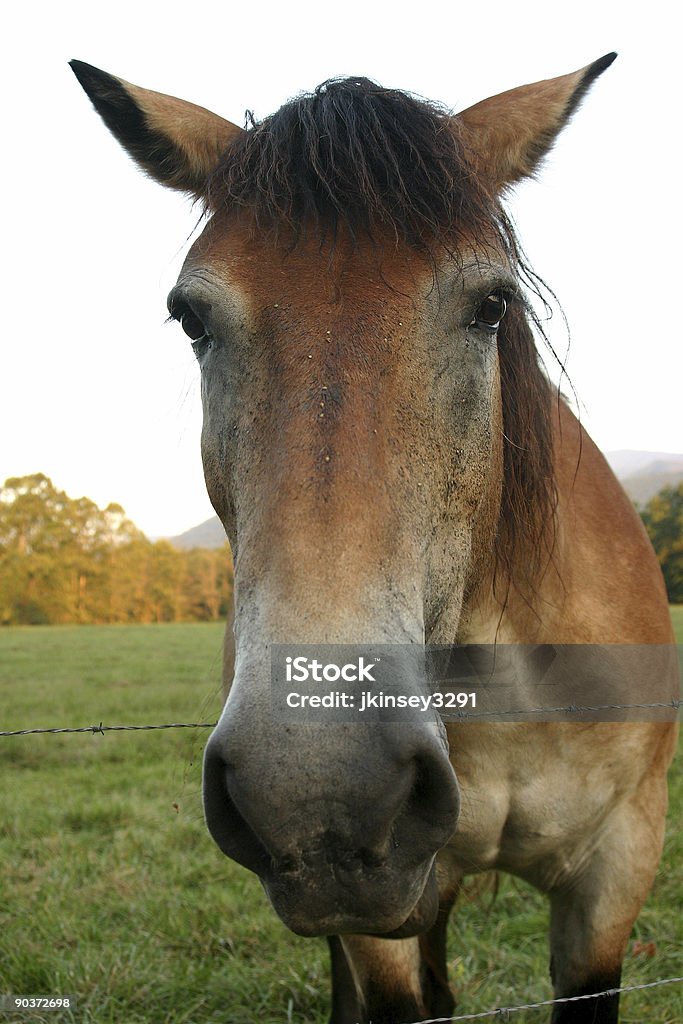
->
[207,77,496,249]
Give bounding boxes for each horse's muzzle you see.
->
[202,716,459,935]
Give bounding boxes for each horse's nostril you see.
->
[202,737,272,876]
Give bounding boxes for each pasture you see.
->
[1,616,681,1023]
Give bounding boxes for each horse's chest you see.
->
[444,725,620,887]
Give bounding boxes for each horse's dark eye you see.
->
[180,310,207,341]
[175,308,213,359]
[472,293,507,331]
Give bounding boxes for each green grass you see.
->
[0,621,681,1023]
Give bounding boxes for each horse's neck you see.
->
[458,401,673,646]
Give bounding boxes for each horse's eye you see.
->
[180,310,207,341]
[472,293,507,332]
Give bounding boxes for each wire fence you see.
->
[0,721,216,736]
[1,698,681,736]
[405,975,683,1022]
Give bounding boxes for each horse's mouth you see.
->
[262,858,440,938]
[376,862,440,937]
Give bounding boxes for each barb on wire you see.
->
[404,975,683,1023]
[0,698,680,737]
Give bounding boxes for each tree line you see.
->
[1,474,681,626]
[0,475,232,625]
[640,482,683,604]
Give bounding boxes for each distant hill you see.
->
[613,457,683,507]
[166,449,683,548]
[169,516,227,550]
[605,450,683,480]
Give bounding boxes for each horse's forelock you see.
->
[206,77,498,253]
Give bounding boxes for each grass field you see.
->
[0,616,681,1023]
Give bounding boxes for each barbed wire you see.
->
[1,698,680,736]
[0,721,216,736]
[404,974,683,1023]
[440,698,682,721]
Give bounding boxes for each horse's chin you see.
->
[370,861,440,938]
[264,860,440,939]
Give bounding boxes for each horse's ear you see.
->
[457,53,617,194]
[69,60,242,198]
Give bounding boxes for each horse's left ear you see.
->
[69,60,243,197]
[457,53,617,193]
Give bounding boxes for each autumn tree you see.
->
[641,483,683,604]
[0,475,232,624]
[183,545,233,621]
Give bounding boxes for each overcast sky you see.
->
[2,1,680,537]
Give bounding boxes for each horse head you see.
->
[71,55,616,938]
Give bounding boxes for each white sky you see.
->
[2,1,680,538]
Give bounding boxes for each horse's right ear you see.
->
[69,61,243,198]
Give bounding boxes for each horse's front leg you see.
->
[548,771,670,1024]
[331,935,427,1024]
[549,887,624,1024]
[328,936,362,1024]
[328,886,458,1024]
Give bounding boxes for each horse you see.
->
[71,54,679,1023]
